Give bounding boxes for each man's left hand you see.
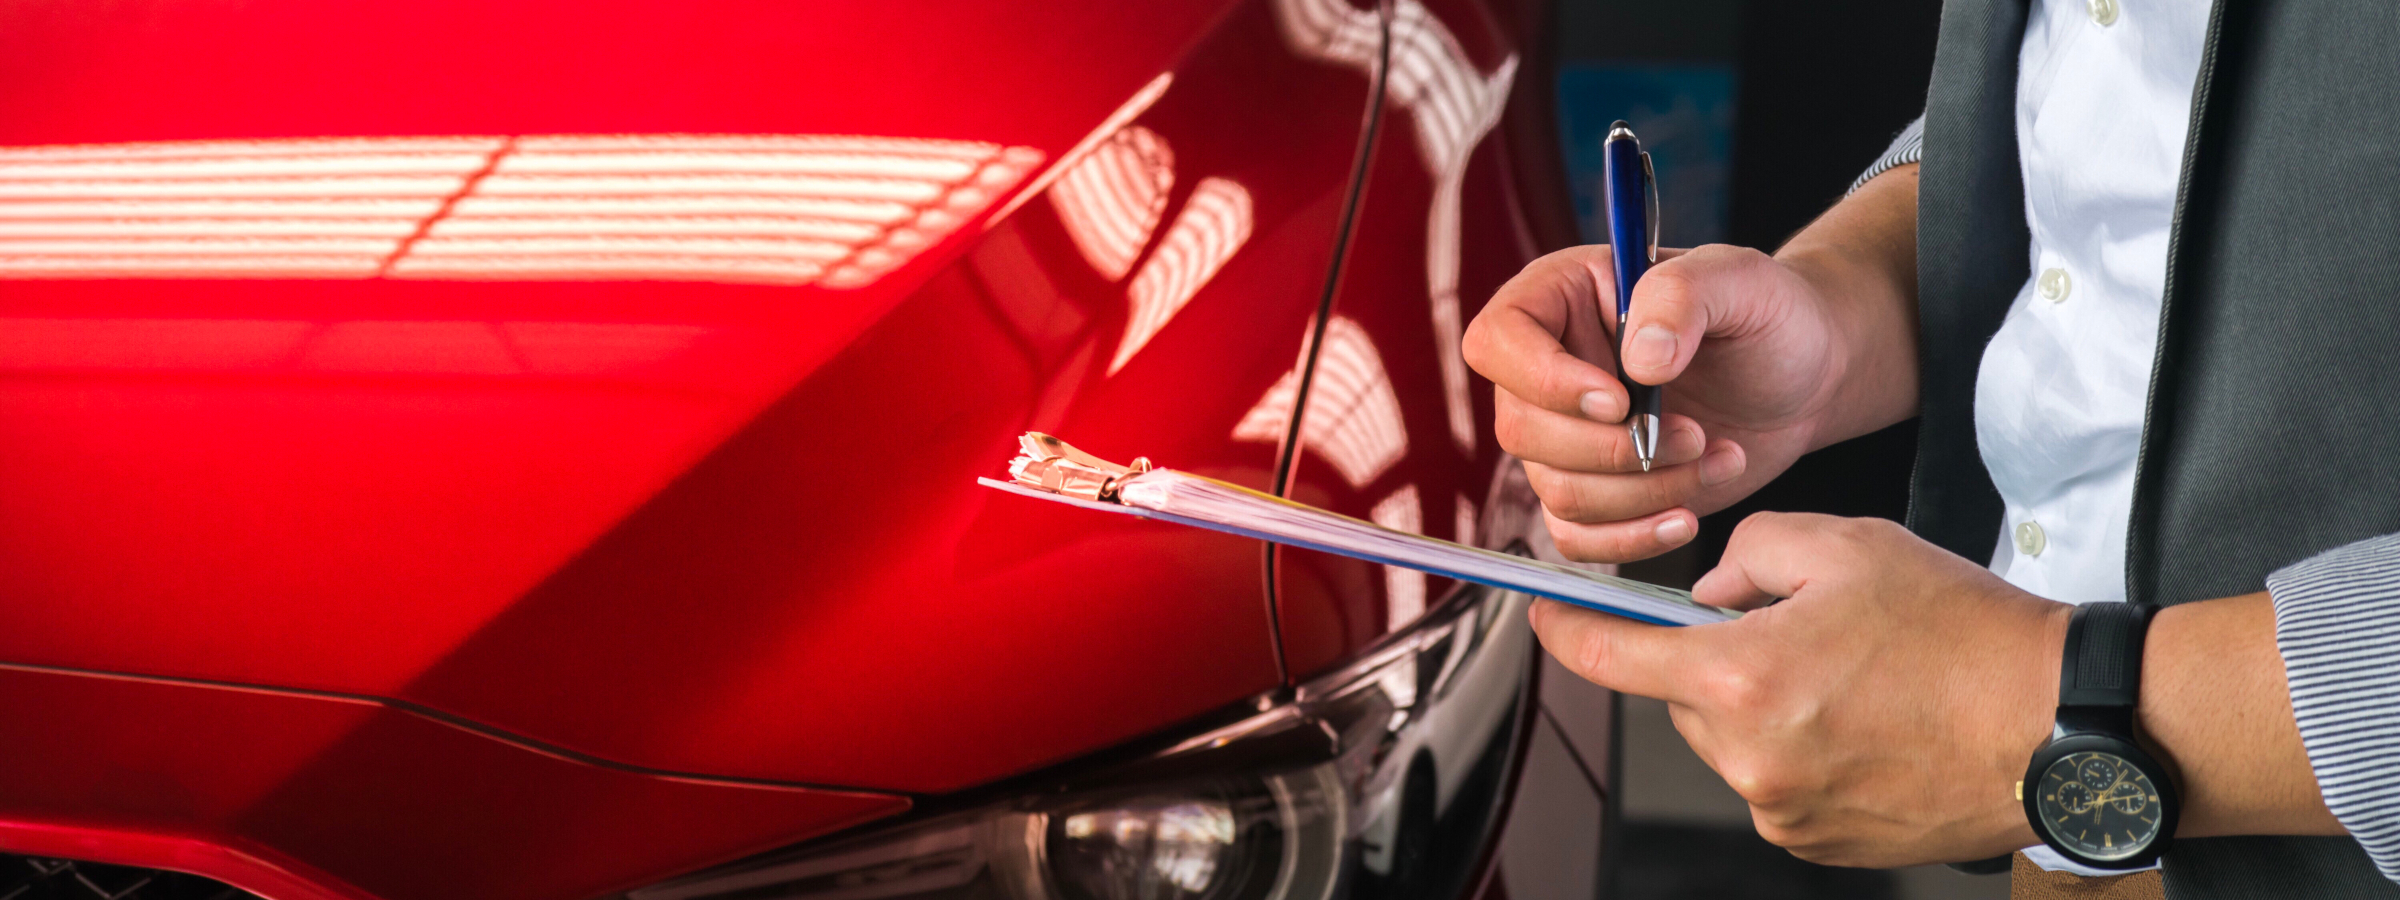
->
[1529,512,2073,867]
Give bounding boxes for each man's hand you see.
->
[1531,512,2344,864]
[1461,166,1921,563]
[1529,512,2069,867]
[1464,246,1856,561]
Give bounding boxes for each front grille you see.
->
[0,855,258,900]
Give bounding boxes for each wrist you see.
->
[1774,246,1919,452]
[2138,594,2342,837]
[1951,595,2075,859]
[1994,601,2075,845]
[1771,169,1921,450]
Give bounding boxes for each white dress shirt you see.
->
[1976,0,2210,605]
[1975,0,2212,875]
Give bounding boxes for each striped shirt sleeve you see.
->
[2266,531,2400,884]
[1848,114,1925,195]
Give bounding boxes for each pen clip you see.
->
[1640,150,1659,264]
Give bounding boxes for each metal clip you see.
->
[1641,150,1660,263]
[1007,433,1152,501]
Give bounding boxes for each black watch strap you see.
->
[1946,855,2013,876]
[2060,602,2152,709]
[1948,602,2158,876]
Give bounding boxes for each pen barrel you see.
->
[1629,378,1661,419]
[1601,133,1660,420]
[1607,239,1661,419]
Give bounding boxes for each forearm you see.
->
[2140,593,2342,837]
[1774,164,1922,449]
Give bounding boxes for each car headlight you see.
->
[626,580,1539,900]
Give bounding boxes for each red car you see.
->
[0,1,1617,899]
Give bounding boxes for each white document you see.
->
[982,433,1735,627]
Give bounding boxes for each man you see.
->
[1461,0,2399,896]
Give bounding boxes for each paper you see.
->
[982,433,1735,627]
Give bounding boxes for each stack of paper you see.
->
[980,433,1735,627]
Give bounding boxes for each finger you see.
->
[1463,247,1628,421]
[1577,244,1692,341]
[1539,505,1697,563]
[1497,392,1707,473]
[1689,511,1846,610]
[1521,435,1740,522]
[1527,598,1699,703]
[1619,244,1781,387]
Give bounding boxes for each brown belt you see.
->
[2011,852,2165,900]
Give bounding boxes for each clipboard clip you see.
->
[1008,432,1152,501]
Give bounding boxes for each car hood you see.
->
[0,0,1293,796]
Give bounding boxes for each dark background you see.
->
[1552,0,1934,591]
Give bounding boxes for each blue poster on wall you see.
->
[1556,64,1736,248]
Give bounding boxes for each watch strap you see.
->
[1945,855,2013,876]
[2059,602,2152,709]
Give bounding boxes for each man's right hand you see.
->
[1459,165,1922,563]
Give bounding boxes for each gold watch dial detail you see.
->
[2036,751,2162,861]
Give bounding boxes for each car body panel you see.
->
[1272,0,1535,679]
[0,0,1369,793]
[0,0,1596,897]
[0,664,907,900]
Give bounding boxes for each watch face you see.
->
[2035,750,2164,861]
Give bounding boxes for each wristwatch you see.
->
[2020,601,2181,869]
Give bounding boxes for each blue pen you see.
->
[1602,120,1662,471]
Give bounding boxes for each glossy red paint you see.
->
[0,0,1364,792]
[0,0,1583,896]
[0,664,905,900]
[0,823,374,900]
[1274,0,1540,678]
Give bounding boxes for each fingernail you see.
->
[1699,444,1744,486]
[1666,425,1705,461]
[1579,390,1622,422]
[1654,516,1693,546]
[1691,567,1723,596]
[1626,325,1676,370]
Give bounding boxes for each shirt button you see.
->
[2016,521,2048,557]
[2037,267,2072,303]
[2088,0,2120,26]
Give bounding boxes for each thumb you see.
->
[1617,245,1774,386]
[1690,511,1839,610]
[1527,598,1702,703]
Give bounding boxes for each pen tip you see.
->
[1628,414,1659,474]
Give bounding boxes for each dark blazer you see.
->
[1911,0,2400,895]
